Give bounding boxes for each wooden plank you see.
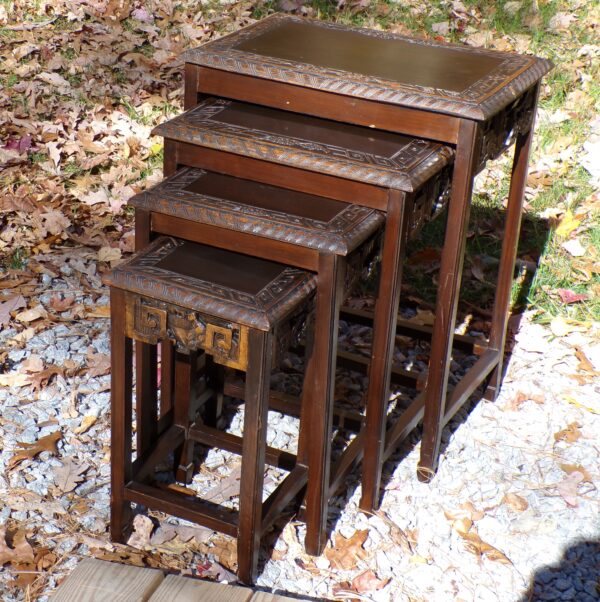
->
[255,588,296,601]
[148,574,253,601]
[52,558,164,601]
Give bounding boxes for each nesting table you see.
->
[182,14,552,510]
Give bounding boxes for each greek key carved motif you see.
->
[125,294,249,370]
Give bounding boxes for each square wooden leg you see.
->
[237,329,273,584]
[360,189,411,512]
[303,254,345,557]
[110,288,133,542]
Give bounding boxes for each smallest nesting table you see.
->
[104,236,317,583]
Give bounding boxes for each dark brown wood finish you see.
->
[150,99,452,554]
[418,118,481,481]
[133,209,158,456]
[303,252,346,555]
[360,189,412,511]
[109,287,133,543]
[184,14,552,121]
[181,16,551,506]
[106,238,318,584]
[483,83,541,401]
[237,329,272,583]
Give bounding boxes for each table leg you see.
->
[304,253,345,556]
[110,288,133,542]
[485,86,540,401]
[238,329,272,584]
[134,209,158,458]
[360,190,411,512]
[418,119,480,482]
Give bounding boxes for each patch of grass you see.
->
[5,247,28,270]
[3,73,19,88]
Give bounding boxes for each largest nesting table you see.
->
[183,14,553,510]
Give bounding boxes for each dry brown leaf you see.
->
[503,492,529,512]
[86,305,110,319]
[20,355,44,373]
[0,527,35,566]
[460,531,512,564]
[560,463,592,482]
[73,415,98,435]
[0,295,27,326]
[575,348,600,375]
[554,422,582,443]
[351,569,390,593]
[373,510,415,553]
[86,350,111,378]
[49,294,75,312]
[29,365,63,391]
[556,471,584,507]
[0,372,31,388]
[15,304,48,323]
[127,514,154,549]
[325,529,369,570]
[204,465,241,503]
[54,459,88,492]
[8,430,62,470]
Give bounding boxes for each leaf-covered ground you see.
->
[1,0,599,600]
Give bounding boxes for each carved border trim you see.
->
[183,14,552,120]
[152,100,454,192]
[129,167,384,255]
[104,237,317,331]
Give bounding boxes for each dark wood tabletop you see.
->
[152,98,453,191]
[184,14,552,120]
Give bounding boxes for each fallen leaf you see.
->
[351,569,390,593]
[29,365,63,391]
[560,463,592,482]
[0,295,27,326]
[460,530,512,564]
[564,395,600,415]
[54,459,88,492]
[325,530,369,570]
[561,238,585,257]
[36,71,71,89]
[86,350,111,378]
[86,306,110,319]
[0,372,31,388]
[554,211,581,238]
[407,247,441,264]
[550,316,575,337]
[73,415,98,435]
[204,466,241,503]
[575,348,599,374]
[18,353,42,372]
[556,471,584,507]
[506,389,545,410]
[49,294,75,312]
[127,515,154,549]
[554,422,582,443]
[557,288,589,304]
[8,431,62,470]
[98,246,122,263]
[0,527,35,566]
[503,493,529,512]
[15,304,48,323]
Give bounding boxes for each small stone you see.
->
[555,578,572,592]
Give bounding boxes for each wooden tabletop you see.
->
[184,14,553,121]
[103,237,316,331]
[152,98,453,191]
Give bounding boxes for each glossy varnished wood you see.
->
[107,238,318,584]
